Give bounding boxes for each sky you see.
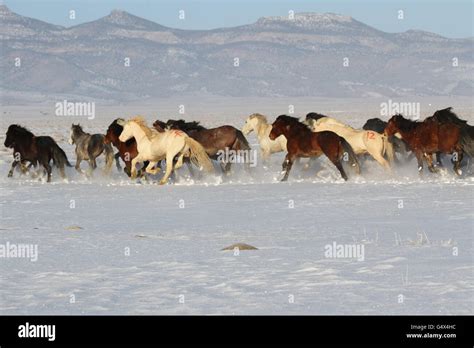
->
[3,0,473,38]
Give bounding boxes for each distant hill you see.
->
[1,5,472,103]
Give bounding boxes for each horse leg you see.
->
[415,151,424,176]
[281,154,295,182]
[424,153,438,173]
[130,155,143,179]
[435,152,444,168]
[369,149,391,170]
[114,152,122,172]
[42,161,52,182]
[159,153,176,185]
[186,158,196,178]
[453,148,463,176]
[145,161,160,175]
[75,158,84,174]
[8,160,20,177]
[325,150,348,181]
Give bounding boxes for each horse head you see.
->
[104,119,125,144]
[270,115,295,140]
[242,114,264,135]
[118,120,134,142]
[384,114,407,137]
[5,125,34,148]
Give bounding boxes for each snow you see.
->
[0,100,473,314]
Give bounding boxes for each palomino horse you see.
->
[118,117,214,184]
[104,118,150,177]
[154,119,251,175]
[242,113,287,162]
[69,124,115,175]
[362,117,412,162]
[384,114,463,175]
[306,113,394,170]
[269,115,360,181]
[4,124,71,182]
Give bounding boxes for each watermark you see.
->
[216,147,258,167]
[55,100,95,120]
[0,242,38,262]
[380,99,420,120]
[18,322,55,341]
[324,241,364,261]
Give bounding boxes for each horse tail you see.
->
[340,136,361,175]
[52,143,72,168]
[103,142,115,174]
[233,129,251,151]
[382,134,395,164]
[185,137,214,173]
[460,127,474,157]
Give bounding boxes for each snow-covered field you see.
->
[1,98,473,315]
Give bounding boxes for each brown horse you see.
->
[153,119,251,174]
[425,107,474,167]
[104,118,148,177]
[269,115,360,181]
[384,114,463,175]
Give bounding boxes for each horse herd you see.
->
[4,107,473,184]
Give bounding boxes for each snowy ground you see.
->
[0,98,473,314]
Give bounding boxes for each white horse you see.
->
[242,113,287,162]
[306,116,394,169]
[118,117,214,184]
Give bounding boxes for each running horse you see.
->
[384,114,463,175]
[119,117,214,184]
[154,119,251,175]
[269,115,360,181]
[4,124,71,182]
[104,118,149,177]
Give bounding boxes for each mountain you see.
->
[0,6,472,103]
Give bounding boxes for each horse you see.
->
[69,124,114,176]
[154,119,251,175]
[306,113,395,170]
[242,113,287,162]
[384,114,463,175]
[118,117,214,184]
[4,124,71,182]
[425,107,474,167]
[362,117,412,162]
[269,115,360,181]
[104,118,150,177]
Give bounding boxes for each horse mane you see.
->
[276,115,308,130]
[431,107,467,126]
[129,116,158,140]
[167,119,206,132]
[110,118,125,135]
[7,124,35,139]
[306,112,330,121]
[249,113,268,124]
[392,114,419,132]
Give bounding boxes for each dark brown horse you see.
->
[153,119,251,174]
[4,124,71,182]
[269,115,360,181]
[425,108,474,167]
[104,118,148,177]
[384,114,463,175]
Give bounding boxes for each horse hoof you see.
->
[158,180,167,185]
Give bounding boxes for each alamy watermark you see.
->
[0,242,38,262]
[380,99,420,120]
[216,147,258,167]
[55,100,95,120]
[324,241,365,261]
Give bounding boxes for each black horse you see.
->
[4,125,71,182]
